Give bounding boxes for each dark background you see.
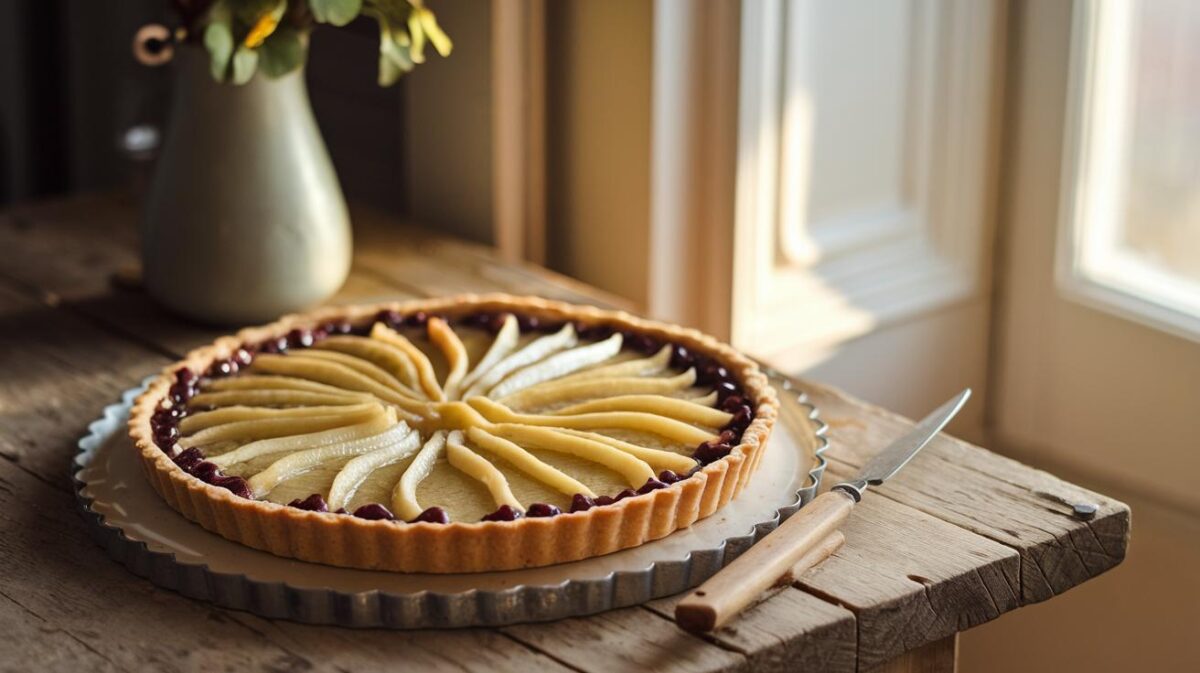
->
[0,1,407,213]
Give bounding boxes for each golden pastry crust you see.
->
[128,294,778,573]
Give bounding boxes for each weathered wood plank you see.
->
[805,381,1131,605]
[1,453,567,673]
[793,461,1019,670]
[0,283,171,487]
[502,607,745,673]
[0,192,140,301]
[0,591,122,673]
[227,615,579,673]
[351,205,634,310]
[646,589,857,673]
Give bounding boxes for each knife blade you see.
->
[675,388,972,634]
[830,388,971,502]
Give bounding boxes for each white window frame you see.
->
[730,0,1000,364]
[1057,0,1200,343]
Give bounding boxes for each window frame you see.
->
[1056,0,1200,343]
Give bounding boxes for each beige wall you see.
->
[545,0,654,308]
[965,1,1200,668]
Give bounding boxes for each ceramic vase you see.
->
[141,47,351,325]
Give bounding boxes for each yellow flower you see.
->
[244,12,280,48]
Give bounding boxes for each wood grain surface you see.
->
[0,194,1130,672]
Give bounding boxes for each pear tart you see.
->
[129,295,778,573]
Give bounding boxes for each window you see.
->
[1060,0,1200,340]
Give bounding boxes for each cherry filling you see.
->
[525,503,561,518]
[172,447,204,471]
[482,504,522,522]
[211,475,253,499]
[570,494,596,513]
[412,506,450,524]
[288,493,330,512]
[637,477,668,494]
[352,503,395,520]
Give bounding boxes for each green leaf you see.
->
[233,0,281,26]
[231,45,259,84]
[310,0,362,26]
[203,5,234,82]
[258,27,306,77]
[377,29,412,86]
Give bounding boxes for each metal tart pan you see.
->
[73,376,829,629]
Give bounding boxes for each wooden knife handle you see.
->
[675,489,855,633]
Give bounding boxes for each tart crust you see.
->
[129,294,779,573]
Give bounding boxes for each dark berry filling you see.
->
[481,504,522,522]
[190,461,221,482]
[321,319,354,336]
[525,503,561,518]
[670,344,695,370]
[172,447,204,470]
[637,477,668,494]
[259,335,289,354]
[352,503,395,520]
[211,475,253,499]
[570,494,596,513]
[152,422,179,449]
[288,494,330,512]
[232,347,254,367]
[574,322,614,341]
[208,358,238,378]
[412,506,450,524]
[693,440,732,465]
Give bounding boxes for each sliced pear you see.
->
[429,317,469,399]
[326,427,423,510]
[551,394,732,427]
[492,424,655,486]
[466,427,594,497]
[287,349,422,399]
[392,430,447,520]
[179,403,380,448]
[247,423,414,497]
[181,404,377,435]
[552,344,672,385]
[370,323,445,401]
[208,406,395,467]
[462,323,577,399]
[554,428,698,473]
[206,375,363,395]
[315,335,421,391]
[249,354,423,412]
[488,333,623,399]
[189,389,369,409]
[456,314,518,395]
[446,430,522,511]
[498,369,697,410]
[468,397,715,446]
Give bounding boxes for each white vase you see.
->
[141,47,351,325]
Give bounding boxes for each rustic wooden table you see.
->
[0,193,1129,672]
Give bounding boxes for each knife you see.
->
[675,388,972,633]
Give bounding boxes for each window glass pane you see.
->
[1122,0,1200,285]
